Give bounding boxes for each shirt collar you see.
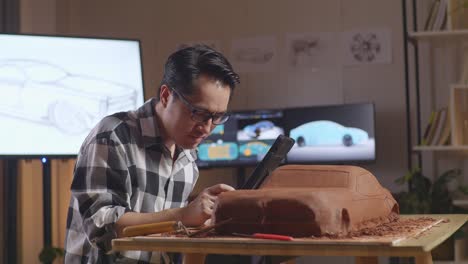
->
[136,98,164,148]
[183,149,197,162]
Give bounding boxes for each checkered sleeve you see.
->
[70,133,132,253]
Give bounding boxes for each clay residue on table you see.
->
[155,217,444,241]
[343,216,441,238]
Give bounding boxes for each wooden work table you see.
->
[112,215,468,264]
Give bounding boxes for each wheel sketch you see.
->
[0,59,138,134]
[350,33,381,62]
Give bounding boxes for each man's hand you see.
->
[180,183,235,226]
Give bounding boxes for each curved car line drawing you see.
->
[0,59,138,134]
[198,142,238,161]
[239,141,270,157]
[290,120,369,147]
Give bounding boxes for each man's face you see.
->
[164,75,231,149]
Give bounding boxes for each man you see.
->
[64,45,240,263]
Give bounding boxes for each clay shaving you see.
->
[343,216,441,238]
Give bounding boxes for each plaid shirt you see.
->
[64,98,199,263]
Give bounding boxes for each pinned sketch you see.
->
[342,28,392,65]
[230,36,277,72]
[286,32,339,70]
[176,40,221,52]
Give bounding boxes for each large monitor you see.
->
[196,109,285,168]
[284,103,376,164]
[0,34,145,157]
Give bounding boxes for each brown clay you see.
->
[213,165,399,237]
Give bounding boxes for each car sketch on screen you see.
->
[198,141,239,161]
[237,120,284,140]
[288,120,375,162]
[0,59,138,134]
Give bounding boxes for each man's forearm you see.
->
[115,207,185,237]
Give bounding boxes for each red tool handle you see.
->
[252,233,293,241]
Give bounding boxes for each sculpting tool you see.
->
[188,218,233,237]
[122,221,188,237]
[232,232,294,241]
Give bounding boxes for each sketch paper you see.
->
[230,36,277,73]
[286,32,339,70]
[176,40,221,52]
[342,28,392,65]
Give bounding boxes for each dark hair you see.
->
[157,45,240,100]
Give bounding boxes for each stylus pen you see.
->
[232,232,294,241]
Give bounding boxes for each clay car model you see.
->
[290,120,369,147]
[213,165,399,237]
[0,59,138,134]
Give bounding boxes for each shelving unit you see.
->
[405,15,468,153]
[403,0,468,263]
[413,145,468,151]
[408,29,468,40]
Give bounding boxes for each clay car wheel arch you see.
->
[341,208,351,232]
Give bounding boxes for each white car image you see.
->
[290,120,369,147]
[0,59,138,134]
[288,120,375,162]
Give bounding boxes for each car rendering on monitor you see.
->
[237,120,284,140]
[198,141,239,161]
[290,120,369,147]
[239,141,270,158]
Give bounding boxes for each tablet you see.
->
[240,135,295,189]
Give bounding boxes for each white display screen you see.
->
[0,34,145,156]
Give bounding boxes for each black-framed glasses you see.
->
[171,88,230,125]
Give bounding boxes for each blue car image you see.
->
[290,120,368,147]
[239,141,270,157]
[198,142,238,161]
[244,120,274,138]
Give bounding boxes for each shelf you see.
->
[453,199,468,208]
[413,145,468,152]
[408,29,468,41]
[434,261,468,264]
